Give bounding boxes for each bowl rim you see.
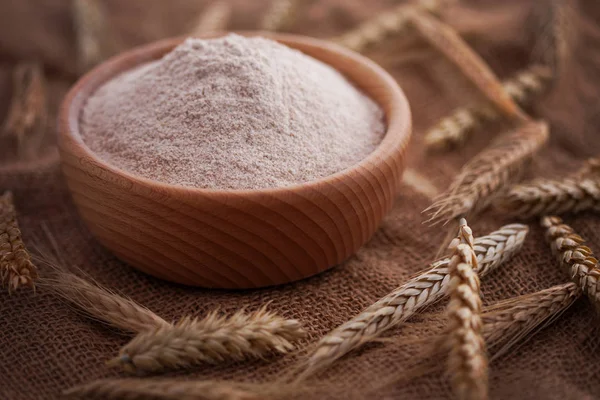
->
[59,31,411,199]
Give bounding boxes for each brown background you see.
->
[1,0,600,399]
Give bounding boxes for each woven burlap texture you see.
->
[1,0,600,399]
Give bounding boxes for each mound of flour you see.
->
[81,34,385,189]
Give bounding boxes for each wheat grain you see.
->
[495,177,600,219]
[64,378,256,400]
[424,120,549,226]
[260,0,299,32]
[110,307,305,373]
[39,269,169,333]
[190,1,232,36]
[2,62,47,154]
[529,0,576,80]
[72,0,113,73]
[542,216,600,309]
[425,65,553,150]
[407,9,527,122]
[0,192,37,293]
[331,0,447,52]
[482,281,580,361]
[294,223,527,380]
[445,219,487,400]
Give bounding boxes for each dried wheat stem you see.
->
[495,177,600,219]
[2,62,47,153]
[295,223,527,380]
[331,0,446,52]
[425,64,553,150]
[445,219,487,400]
[72,0,113,73]
[40,270,169,333]
[110,307,305,373]
[542,216,600,309]
[190,1,232,36]
[0,192,37,293]
[529,0,576,80]
[424,120,549,226]
[260,0,299,32]
[407,9,527,122]
[64,378,256,400]
[482,281,580,361]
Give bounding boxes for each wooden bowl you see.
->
[58,32,412,288]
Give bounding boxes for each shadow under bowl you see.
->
[58,32,412,289]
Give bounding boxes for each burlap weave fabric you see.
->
[1,0,600,399]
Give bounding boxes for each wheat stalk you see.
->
[72,0,113,73]
[39,269,169,333]
[424,120,549,226]
[495,177,600,219]
[482,281,580,361]
[445,219,487,400]
[2,62,47,154]
[542,216,600,309]
[425,64,553,150]
[331,0,447,52]
[260,0,299,32]
[64,378,256,400]
[294,223,527,380]
[0,192,37,293]
[190,1,232,36]
[109,307,305,373]
[407,9,527,122]
[529,0,576,80]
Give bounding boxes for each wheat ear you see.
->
[72,0,113,73]
[495,177,600,219]
[39,269,169,333]
[376,279,579,391]
[0,192,37,293]
[482,281,580,361]
[425,120,549,226]
[260,0,299,32]
[2,62,47,154]
[529,0,576,80]
[425,64,553,150]
[294,223,527,380]
[64,378,256,400]
[445,219,487,400]
[331,0,447,52]
[542,216,600,309]
[109,307,305,373]
[407,9,527,122]
[190,1,232,36]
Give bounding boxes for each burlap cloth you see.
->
[1,0,600,399]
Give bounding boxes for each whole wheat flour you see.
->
[80,34,385,190]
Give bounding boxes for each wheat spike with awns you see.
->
[294,223,527,380]
[110,307,305,373]
[445,218,487,400]
[542,216,600,309]
[0,192,37,292]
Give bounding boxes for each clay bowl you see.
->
[58,32,412,289]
